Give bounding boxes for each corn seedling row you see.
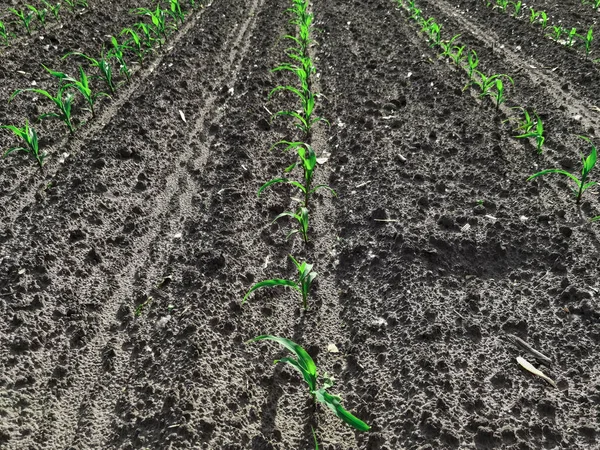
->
[1,120,44,169]
[481,1,596,59]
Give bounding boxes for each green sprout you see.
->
[494,0,509,12]
[528,136,597,203]
[9,8,34,35]
[466,49,479,79]
[566,27,578,47]
[0,21,10,45]
[438,34,461,58]
[511,1,522,16]
[243,255,317,310]
[490,76,514,110]
[546,25,564,41]
[515,112,544,153]
[26,5,47,27]
[167,0,185,26]
[423,20,442,47]
[109,36,131,82]
[273,207,310,243]
[258,141,336,209]
[66,66,110,117]
[135,5,169,44]
[578,27,593,55]
[504,107,535,134]
[40,0,61,21]
[246,335,371,431]
[134,22,158,49]
[448,45,466,65]
[64,50,117,94]
[312,427,319,449]
[64,0,88,10]
[529,8,548,29]
[269,85,328,138]
[464,72,513,107]
[10,84,76,134]
[121,28,151,66]
[1,121,45,169]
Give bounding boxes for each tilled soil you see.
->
[1,0,600,449]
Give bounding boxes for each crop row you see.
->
[398,0,599,209]
[484,0,596,60]
[1,0,201,170]
[242,0,369,447]
[0,0,88,43]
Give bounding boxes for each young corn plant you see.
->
[528,136,597,203]
[466,49,479,79]
[66,66,110,117]
[1,121,45,169]
[269,86,329,138]
[246,335,371,432]
[135,5,169,44]
[273,207,310,243]
[258,141,336,209]
[121,28,151,66]
[167,0,185,26]
[494,0,509,12]
[504,107,534,134]
[546,26,564,41]
[134,22,158,49]
[448,45,466,65]
[27,4,47,27]
[109,36,132,82]
[9,8,35,35]
[64,0,88,10]
[243,255,317,310]
[529,8,548,29]
[578,27,593,56]
[64,50,117,94]
[566,27,578,47]
[515,112,544,153]
[0,21,10,45]
[464,72,513,107]
[438,34,461,58]
[511,1,522,16]
[40,0,61,21]
[10,84,76,134]
[490,76,514,110]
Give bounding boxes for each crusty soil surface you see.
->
[1,0,600,449]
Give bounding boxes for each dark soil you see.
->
[1,0,600,449]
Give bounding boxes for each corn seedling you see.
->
[511,1,522,16]
[504,107,534,134]
[438,34,461,58]
[423,21,442,47]
[464,71,513,101]
[1,121,44,169]
[167,0,185,26]
[546,26,564,41]
[40,0,60,21]
[490,76,513,110]
[494,0,509,12]
[64,51,116,94]
[10,84,76,134]
[121,28,151,66]
[448,45,466,65]
[246,335,371,431]
[466,49,479,79]
[515,112,544,153]
[273,207,310,243]
[67,66,109,117]
[64,0,87,10]
[258,141,336,208]
[9,8,34,35]
[579,27,593,56]
[27,4,47,27]
[269,86,329,138]
[134,22,158,48]
[109,36,132,82]
[0,21,10,45]
[529,8,548,29]
[528,136,597,203]
[243,255,317,310]
[135,5,169,44]
[566,28,578,47]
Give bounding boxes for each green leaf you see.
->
[246,335,317,392]
[528,169,582,187]
[314,388,370,431]
[258,178,305,197]
[242,279,299,304]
